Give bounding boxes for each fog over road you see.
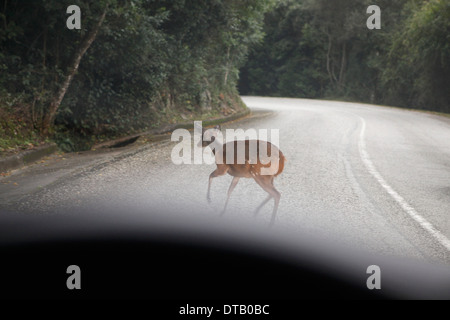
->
[2,97,450,264]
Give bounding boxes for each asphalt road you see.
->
[2,97,450,265]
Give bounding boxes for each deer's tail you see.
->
[275,151,286,177]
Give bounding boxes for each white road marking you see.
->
[358,116,450,252]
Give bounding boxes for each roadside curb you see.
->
[0,143,58,173]
[93,108,252,149]
[0,108,251,173]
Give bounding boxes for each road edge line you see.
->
[357,116,450,252]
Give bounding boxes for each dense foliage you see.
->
[0,0,272,151]
[239,0,450,113]
[2,0,448,152]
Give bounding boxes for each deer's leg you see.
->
[254,177,274,215]
[207,165,228,203]
[254,195,272,216]
[221,177,240,215]
[252,175,280,226]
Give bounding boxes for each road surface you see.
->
[1,97,450,264]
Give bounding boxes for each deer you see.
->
[198,124,285,225]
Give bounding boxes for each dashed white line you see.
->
[358,116,450,252]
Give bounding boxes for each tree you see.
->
[41,3,108,135]
[1,0,272,151]
[240,0,449,113]
[381,0,450,112]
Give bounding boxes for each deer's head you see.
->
[198,125,222,148]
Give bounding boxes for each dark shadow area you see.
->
[0,237,384,300]
[1,209,449,301]
[109,136,140,148]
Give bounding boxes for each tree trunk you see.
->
[326,31,338,88]
[41,6,108,136]
[224,46,231,87]
[326,32,333,85]
[338,42,347,90]
[2,1,7,30]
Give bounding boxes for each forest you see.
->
[240,0,450,113]
[0,0,271,151]
[1,0,449,153]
